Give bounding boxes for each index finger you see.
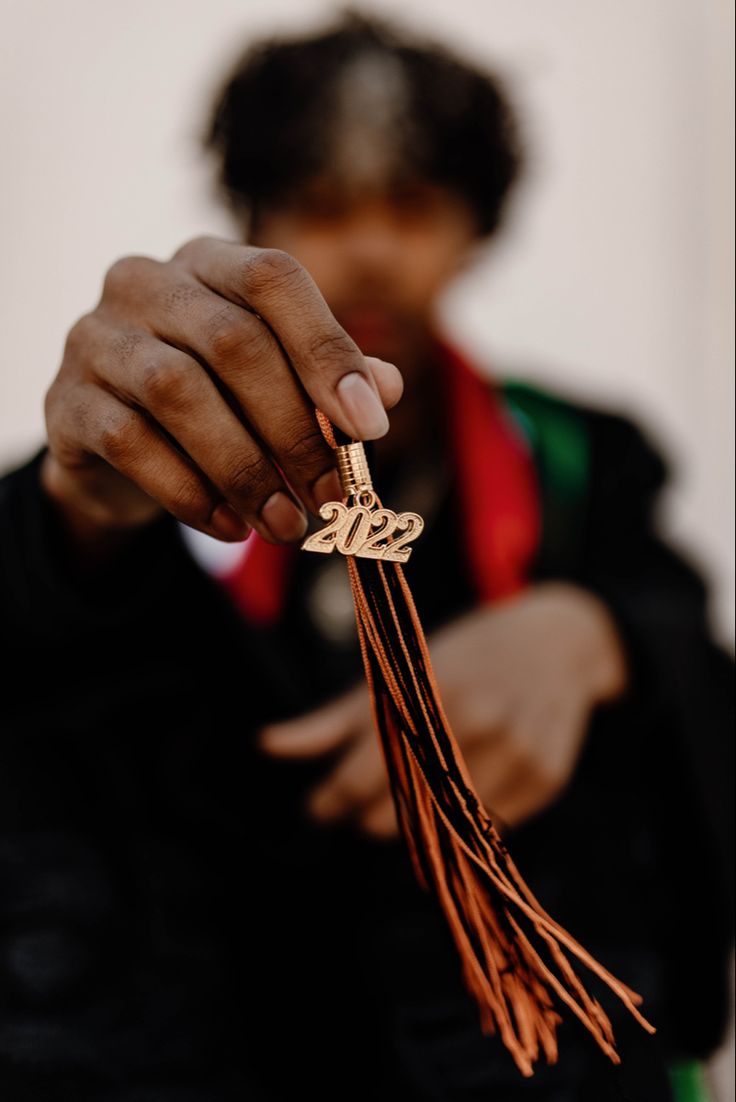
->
[174,236,393,441]
[258,684,368,757]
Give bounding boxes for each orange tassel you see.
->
[304,410,656,1078]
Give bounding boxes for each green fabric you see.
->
[667,1060,714,1102]
[500,380,591,572]
[501,383,718,1102]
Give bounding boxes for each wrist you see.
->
[39,450,159,563]
[538,582,629,705]
[572,586,629,704]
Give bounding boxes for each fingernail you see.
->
[260,491,308,542]
[312,468,343,509]
[336,372,389,439]
[211,502,250,541]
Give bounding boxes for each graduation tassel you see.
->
[302,409,656,1078]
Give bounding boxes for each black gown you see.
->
[0,385,733,1101]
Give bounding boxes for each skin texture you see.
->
[41,237,403,555]
[41,181,629,833]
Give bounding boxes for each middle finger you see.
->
[143,272,339,513]
[88,318,308,541]
[306,730,388,823]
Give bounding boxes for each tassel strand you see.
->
[314,410,656,1077]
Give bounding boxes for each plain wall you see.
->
[1,0,733,641]
[0,1,734,1094]
[1,0,733,643]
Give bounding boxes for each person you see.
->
[0,12,732,1102]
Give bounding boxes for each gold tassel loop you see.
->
[336,441,374,499]
[302,429,424,563]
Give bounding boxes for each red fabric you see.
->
[215,340,541,624]
[217,527,293,626]
[436,339,540,601]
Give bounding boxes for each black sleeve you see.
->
[578,412,734,887]
[0,446,272,1100]
[0,441,281,717]
[574,410,734,1055]
[1,444,202,668]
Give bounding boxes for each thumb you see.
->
[257,687,366,758]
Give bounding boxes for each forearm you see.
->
[38,449,158,565]
[1,445,191,643]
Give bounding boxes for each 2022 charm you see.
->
[301,440,424,563]
[302,500,424,562]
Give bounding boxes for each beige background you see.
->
[1,0,733,643]
[1,1,733,1091]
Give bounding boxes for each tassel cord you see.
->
[312,409,657,1075]
[349,553,655,1031]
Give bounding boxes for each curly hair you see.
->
[204,10,524,238]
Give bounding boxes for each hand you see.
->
[41,237,403,552]
[257,583,628,838]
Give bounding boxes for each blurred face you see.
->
[247,177,479,379]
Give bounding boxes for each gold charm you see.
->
[302,441,424,563]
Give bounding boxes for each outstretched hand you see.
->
[257,582,628,838]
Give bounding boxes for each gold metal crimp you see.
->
[336,442,373,497]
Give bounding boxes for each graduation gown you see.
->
[0,375,732,1101]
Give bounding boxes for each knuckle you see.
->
[278,426,328,471]
[97,409,142,464]
[111,328,147,367]
[102,254,158,299]
[44,379,92,461]
[242,248,305,297]
[158,278,206,316]
[62,312,99,365]
[206,308,249,363]
[171,235,217,265]
[237,316,277,367]
[307,327,358,368]
[67,393,95,442]
[138,356,192,408]
[169,480,212,528]
[220,452,273,505]
[43,377,66,435]
[44,373,73,420]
